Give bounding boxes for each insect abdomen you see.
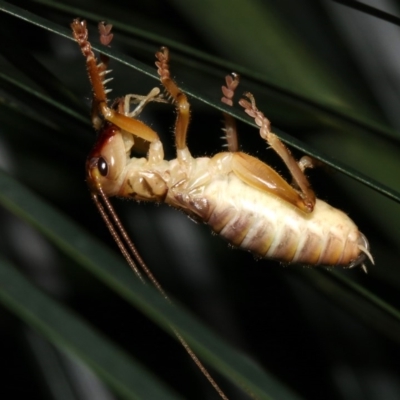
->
[191,173,363,267]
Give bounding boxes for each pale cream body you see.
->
[103,135,364,267]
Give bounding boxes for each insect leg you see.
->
[239,93,316,212]
[123,88,167,118]
[155,47,190,155]
[88,22,114,130]
[230,152,311,212]
[98,23,166,120]
[97,21,113,75]
[221,73,240,152]
[98,21,113,46]
[71,19,160,143]
[72,19,109,129]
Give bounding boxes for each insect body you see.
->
[71,19,373,399]
[92,119,370,267]
[72,21,372,271]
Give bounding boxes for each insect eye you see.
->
[97,157,108,177]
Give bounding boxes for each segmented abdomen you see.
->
[184,173,363,267]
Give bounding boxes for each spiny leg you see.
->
[218,79,311,211]
[155,47,190,153]
[90,22,114,129]
[221,75,317,175]
[221,73,240,107]
[221,73,240,152]
[97,22,114,94]
[239,92,316,212]
[71,19,160,145]
[72,19,109,130]
[95,22,161,131]
[220,76,309,211]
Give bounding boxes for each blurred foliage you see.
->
[0,0,400,399]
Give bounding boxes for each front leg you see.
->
[72,19,164,164]
[123,88,167,118]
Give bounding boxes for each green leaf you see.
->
[0,256,183,400]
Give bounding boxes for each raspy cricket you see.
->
[71,17,374,399]
[71,20,373,270]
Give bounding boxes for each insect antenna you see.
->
[91,191,144,282]
[92,188,230,400]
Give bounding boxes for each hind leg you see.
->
[239,92,316,212]
[219,75,311,212]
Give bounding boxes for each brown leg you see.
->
[72,19,108,130]
[71,19,160,143]
[231,152,311,212]
[221,74,240,152]
[88,22,114,129]
[155,47,190,151]
[97,22,114,93]
[221,73,239,107]
[239,92,315,212]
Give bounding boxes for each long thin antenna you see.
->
[93,189,229,400]
[91,193,144,282]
